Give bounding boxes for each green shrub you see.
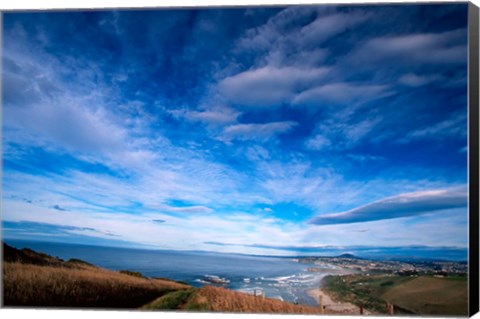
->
[143,288,195,310]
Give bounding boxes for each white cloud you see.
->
[170,106,240,125]
[298,12,370,48]
[399,73,441,87]
[305,134,331,151]
[244,145,270,162]
[2,46,159,173]
[237,8,368,57]
[266,48,328,68]
[147,204,213,214]
[293,82,392,106]
[399,111,467,143]
[353,28,467,65]
[220,121,298,143]
[305,117,382,151]
[218,66,329,107]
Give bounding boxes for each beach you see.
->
[306,287,360,314]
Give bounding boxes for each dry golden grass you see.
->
[186,285,335,314]
[3,262,190,308]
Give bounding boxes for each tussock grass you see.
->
[3,262,190,308]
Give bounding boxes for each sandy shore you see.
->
[306,288,360,314]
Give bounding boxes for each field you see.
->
[381,276,468,315]
[322,274,468,315]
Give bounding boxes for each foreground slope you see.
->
[3,243,190,308]
[143,285,332,314]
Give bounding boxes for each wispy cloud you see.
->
[3,220,118,237]
[297,12,370,48]
[218,66,329,107]
[169,106,240,125]
[310,188,468,225]
[293,83,392,107]
[352,28,467,65]
[398,73,441,87]
[399,111,467,143]
[155,205,214,214]
[305,117,382,151]
[220,121,298,143]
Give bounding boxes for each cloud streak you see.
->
[353,28,467,65]
[220,121,298,143]
[3,220,118,237]
[218,66,329,107]
[310,188,468,225]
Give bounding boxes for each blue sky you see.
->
[2,4,469,257]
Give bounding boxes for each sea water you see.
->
[5,239,329,306]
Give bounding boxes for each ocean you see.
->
[5,239,330,306]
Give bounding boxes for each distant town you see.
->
[297,254,468,277]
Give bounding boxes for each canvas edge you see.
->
[0,9,4,310]
[469,1,480,317]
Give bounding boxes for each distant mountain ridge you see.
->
[337,253,361,259]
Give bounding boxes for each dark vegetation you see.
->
[67,258,96,267]
[119,270,145,278]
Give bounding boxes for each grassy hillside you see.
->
[3,261,190,308]
[2,242,334,314]
[322,274,468,315]
[2,242,191,308]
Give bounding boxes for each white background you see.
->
[0,1,479,319]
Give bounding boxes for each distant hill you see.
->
[3,242,66,266]
[337,253,360,259]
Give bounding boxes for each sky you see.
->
[1,3,470,257]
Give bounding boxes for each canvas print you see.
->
[1,2,476,316]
